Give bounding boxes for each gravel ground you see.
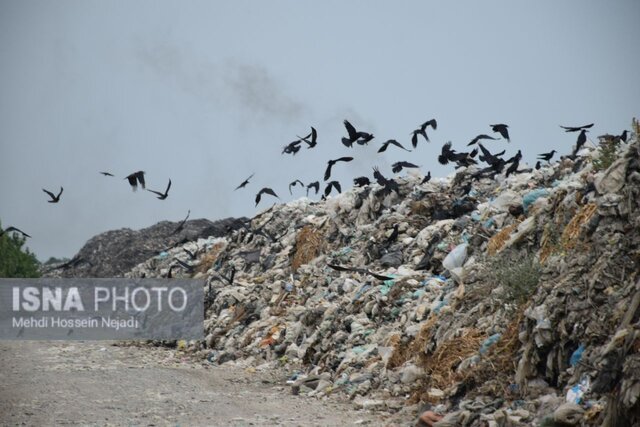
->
[0,341,387,426]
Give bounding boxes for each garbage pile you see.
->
[125,133,639,426]
[44,217,247,278]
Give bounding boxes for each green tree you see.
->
[0,222,40,278]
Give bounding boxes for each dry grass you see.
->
[561,203,597,250]
[539,222,561,264]
[487,223,519,255]
[421,328,486,390]
[462,309,524,397]
[196,241,227,274]
[291,225,325,271]
[387,315,438,369]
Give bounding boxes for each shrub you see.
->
[488,250,541,305]
[0,222,40,278]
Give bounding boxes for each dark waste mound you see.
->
[44,217,248,278]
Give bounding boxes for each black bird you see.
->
[282,140,303,155]
[560,123,594,132]
[505,150,522,164]
[467,134,498,146]
[289,179,304,195]
[323,181,341,197]
[478,143,505,165]
[411,119,437,148]
[386,223,399,244]
[537,150,557,162]
[355,133,374,145]
[505,159,520,177]
[619,130,628,142]
[255,187,279,206]
[535,161,541,170]
[166,264,179,278]
[298,127,318,148]
[42,187,63,203]
[392,161,420,173]
[306,181,320,196]
[490,124,510,141]
[324,157,353,181]
[378,139,411,153]
[0,226,31,239]
[353,176,371,187]
[372,167,400,195]
[327,263,394,281]
[173,258,195,273]
[372,166,387,186]
[342,120,359,147]
[99,171,114,177]
[421,171,431,184]
[183,248,197,260]
[342,120,373,147]
[170,210,191,235]
[235,173,254,190]
[438,142,455,165]
[574,129,588,154]
[147,179,171,200]
[125,171,146,191]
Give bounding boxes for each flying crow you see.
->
[282,140,303,155]
[327,263,394,281]
[170,210,191,235]
[42,187,63,203]
[353,176,371,187]
[391,161,420,173]
[378,139,411,153]
[438,142,455,165]
[0,226,31,239]
[297,127,318,148]
[490,124,510,141]
[560,123,594,132]
[372,167,400,195]
[183,248,197,260]
[342,120,373,147]
[147,179,171,200]
[323,181,341,197]
[324,156,353,181]
[306,181,320,196]
[99,171,114,177]
[235,173,254,190]
[411,119,437,148]
[467,134,498,146]
[125,171,146,191]
[255,187,279,206]
[289,179,304,195]
[537,150,557,162]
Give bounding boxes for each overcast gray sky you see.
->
[1,1,638,261]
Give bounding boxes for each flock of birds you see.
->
[232,119,628,208]
[0,118,630,244]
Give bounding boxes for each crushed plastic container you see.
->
[442,243,468,271]
[570,344,585,367]
[522,188,550,213]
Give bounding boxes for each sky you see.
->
[1,1,639,261]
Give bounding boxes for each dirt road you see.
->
[0,341,384,426]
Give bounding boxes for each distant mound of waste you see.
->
[44,217,248,278]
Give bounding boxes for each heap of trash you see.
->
[44,217,247,278]
[118,128,639,425]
